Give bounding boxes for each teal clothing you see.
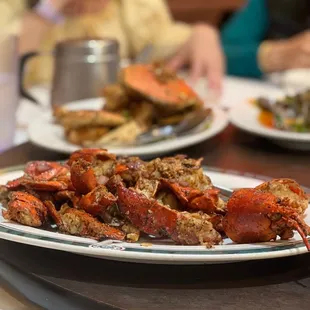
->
[220,0,269,78]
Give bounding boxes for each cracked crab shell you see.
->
[121,64,204,112]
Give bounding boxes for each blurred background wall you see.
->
[167,0,245,26]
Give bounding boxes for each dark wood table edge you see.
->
[0,259,121,310]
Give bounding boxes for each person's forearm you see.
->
[257,40,291,73]
[257,41,284,73]
[18,11,54,55]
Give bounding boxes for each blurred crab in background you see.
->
[54,62,210,147]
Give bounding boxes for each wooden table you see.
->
[1,125,310,309]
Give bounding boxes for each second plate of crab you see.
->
[27,63,228,157]
[0,148,309,264]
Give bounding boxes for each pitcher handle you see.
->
[19,52,40,104]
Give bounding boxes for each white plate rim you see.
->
[27,98,229,157]
[229,101,310,142]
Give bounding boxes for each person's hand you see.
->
[61,0,110,16]
[259,30,310,72]
[167,23,225,95]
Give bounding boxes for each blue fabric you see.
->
[220,0,269,78]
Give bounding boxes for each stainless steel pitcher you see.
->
[20,38,120,106]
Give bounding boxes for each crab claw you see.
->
[22,180,69,192]
[160,180,226,214]
[6,161,71,192]
[117,184,222,246]
[69,149,117,194]
[6,177,25,190]
[44,201,125,241]
[7,179,69,192]
[255,178,308,214]
[78,185,117,217]
[70,159,98,194]
[24,161,69,181]
[3,192,47,227]
[223,188,310,251]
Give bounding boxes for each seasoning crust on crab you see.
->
[0,148,309,251]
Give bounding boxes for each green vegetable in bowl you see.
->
[257,88,310,133]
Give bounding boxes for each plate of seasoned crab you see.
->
[0,148,309,264]
[27,63,228,157]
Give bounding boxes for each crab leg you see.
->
[44,201,125,241]
[282,216,310,251]
[160,180,226,214]
[223,188,310,251]
[117,184,222,246]
[3,192,47,227]
[78,185,117,217]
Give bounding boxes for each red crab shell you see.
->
[121,63,204,112]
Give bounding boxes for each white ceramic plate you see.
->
[191,75,283,109]
[27,98,229,158]
[229,100,310,150]
[268,69,310,93]
[0,166,309,265]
